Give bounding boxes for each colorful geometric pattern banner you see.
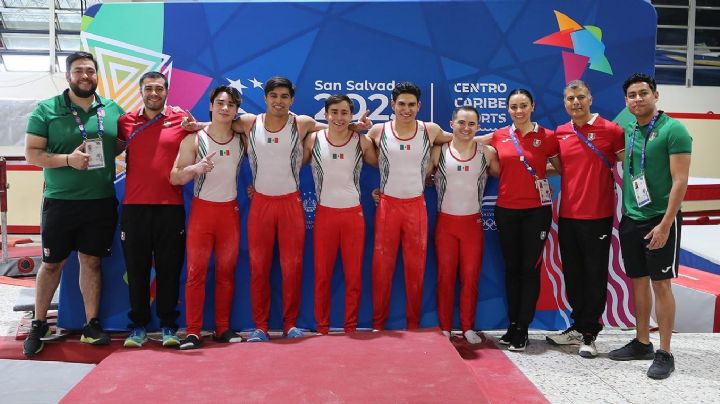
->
[57,0,657,331]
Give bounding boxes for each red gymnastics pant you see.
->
[435,212,484,333]
[185,198,240,336]
[314,204,365,334]
[372,194,428,330]
[247,191,305,333]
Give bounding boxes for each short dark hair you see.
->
[506,88,534,105]
[623,73,657,94]
[324,94,354,113]
[139,71,168,89]
[66,51,98,72]
[210,85,242,106]
[264,76,295,98]
[564,79,591,95]
[392,81,421,102]
[451,106,479,121]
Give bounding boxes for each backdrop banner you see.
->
[58,0,656,332]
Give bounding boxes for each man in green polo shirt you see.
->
[608,73,692,380]
[23,51,125,356]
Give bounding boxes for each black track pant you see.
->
[495,206,552,329]
[121,204,186,329]
[558,216,613,336]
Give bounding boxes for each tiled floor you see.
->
[1,282,719,403]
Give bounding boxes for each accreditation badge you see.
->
[632,175,652,207]
[85,138,105,170]
[536,178,552,206]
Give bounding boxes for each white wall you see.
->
[0,72,67,100]
[658,84,720,114]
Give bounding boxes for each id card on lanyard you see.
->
[628,113,660,207]
[508,125,552,205]
[65,90,106,170]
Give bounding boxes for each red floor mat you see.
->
[0,275,35,287]
[62,330,492,402]
[0,245,41,259]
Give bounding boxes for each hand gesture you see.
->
[349,110,373,132]
[181,112,207,132]
[68,142,90,170]
[191,151,216,175]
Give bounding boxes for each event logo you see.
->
[81,32,173,182]
[481,195,498,231]
[302,191,317,230]
[534,10,613,83]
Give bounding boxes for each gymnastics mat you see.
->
[62,330,492,402]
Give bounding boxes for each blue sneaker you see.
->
[161,327,180,348]
[285,327,304,339]
[246,329,269,342]
[123,327,147,348]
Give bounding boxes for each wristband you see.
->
[66,154,70,167]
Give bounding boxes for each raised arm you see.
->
[366,123,383,148]
[483,145,500,177]
[303,131,318,165]
[360,133,378,167]
[427,145,442,181]
[426,122,451,145]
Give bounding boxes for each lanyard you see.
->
[571,123,613,171]
[507,124,539,180]
[126,111,165,143]
[64,89,104,141]
[628,112,660,177]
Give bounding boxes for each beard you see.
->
[143,97,166,112]
[69,80,98,98]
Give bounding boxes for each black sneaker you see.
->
[212,329,243,343]
[498,322,516,345]
[180,334,203,350]
[23,319,50,357]
[608,338,655,361]
[647,349,675,379]
[508,327,528,352]
[80,318,111,345]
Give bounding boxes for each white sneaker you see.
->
[545,327,583,346]
[579,334,598,358]
[464,330,483,344]
[442,330,451,339]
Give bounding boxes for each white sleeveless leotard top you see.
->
[435,142,488,215]
[246,113,303,196]
[193,129,244,202]
[378,120,430,198]
[311,129,363,208]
